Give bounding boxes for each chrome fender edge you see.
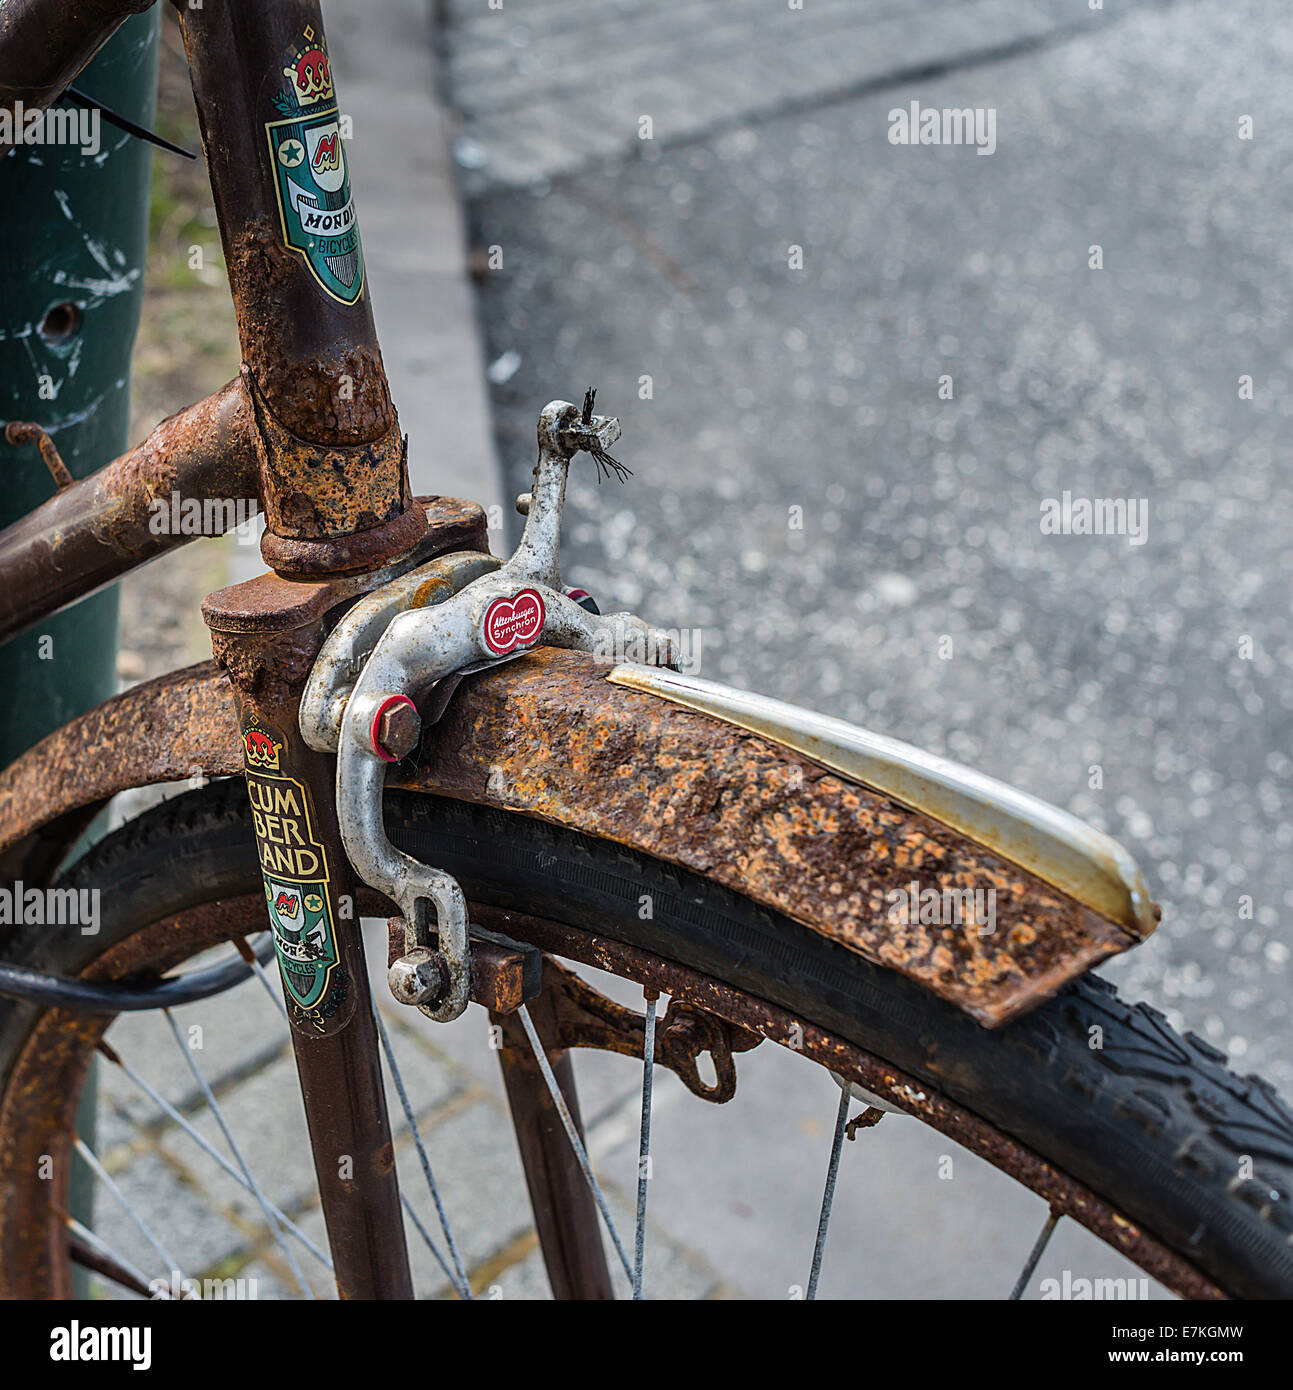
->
[607,664,1156,940]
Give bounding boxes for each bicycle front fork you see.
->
[204,567,414,1301]
[203,489,624,1300]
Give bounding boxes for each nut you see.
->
[388,948,447,1006]
[373,695,421,760]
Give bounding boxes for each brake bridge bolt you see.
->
[388,947,447,1008]
[370,693,420,762]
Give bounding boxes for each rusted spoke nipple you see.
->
[845,1106,885,1140]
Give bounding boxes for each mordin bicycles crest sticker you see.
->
[264,880,337,1011]
[266,27,364,304]
[241,721,348,1025]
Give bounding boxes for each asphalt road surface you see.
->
[449,0,1293,1092]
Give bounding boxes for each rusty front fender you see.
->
[0,648,1144,1026]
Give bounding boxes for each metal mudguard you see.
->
[0,648,1152,1026]
[609,666,1156,939]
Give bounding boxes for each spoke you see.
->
[632,990,658,1300]
[163,1009,315,1299]
[98,1043,332,1270]
[806,1085,852,1300]
[242,940,472,1296]
[63,1212,171,1299]
[243,940,469,1294]
[73,1137,189,1288]
[371,998,472,1300]
[516,1002,634,1284]
[399,1192,466,1294]
[237,937,289,1022]
[1009,1207,1061,1300]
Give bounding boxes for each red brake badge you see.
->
[482,588,545,654]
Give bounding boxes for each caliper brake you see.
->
[300,394,678,1020]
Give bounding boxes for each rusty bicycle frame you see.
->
[0,0,444,1300]
[0,0,1225,1301]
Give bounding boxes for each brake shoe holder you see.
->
[301,397,679,1022]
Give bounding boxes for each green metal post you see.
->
[0,11,159,753]
[0,8,161,1297]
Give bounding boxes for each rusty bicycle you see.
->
[0,0,1291,1303]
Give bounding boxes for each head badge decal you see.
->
[266,26,364,304]
[241,717,349,1028]
[264,881,338,1010]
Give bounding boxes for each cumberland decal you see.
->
[265,26,364,304]
[241,722,348,1026]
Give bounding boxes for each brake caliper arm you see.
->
[304,396,677,1020]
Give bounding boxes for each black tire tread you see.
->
[0,779,1289,1299]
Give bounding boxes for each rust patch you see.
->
[227,220,394,446]
[209,629,323,711]
[0,378,258,645]
[243,364,408,543]
[259,497,428,578]
[205,497,487,629]
[99,377,259,546]
[398,649,1141,1026]
[0,662,241,862]
[4,422,73,491]
[507,952,760,1103]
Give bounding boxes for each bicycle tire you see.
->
[1,778,1291,1299]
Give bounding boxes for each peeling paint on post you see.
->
[0,9,159,764]
[0,8,160,1297]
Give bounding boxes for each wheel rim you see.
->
[0,895,1224,1300]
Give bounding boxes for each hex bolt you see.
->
[388,949,448,1007]
[370,694,421,762]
